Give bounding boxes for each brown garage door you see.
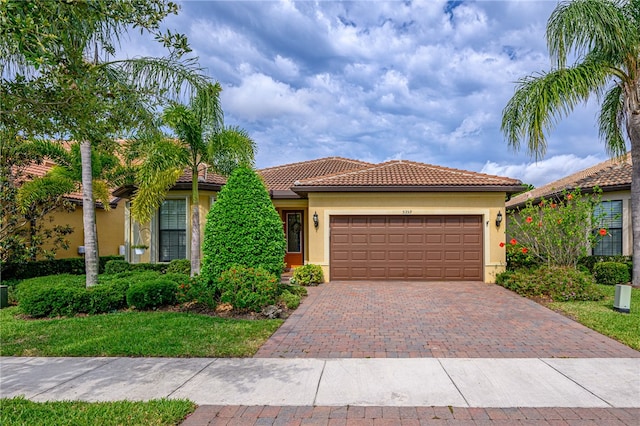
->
[330,215,483,281]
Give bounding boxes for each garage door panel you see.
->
[330,215,483,281]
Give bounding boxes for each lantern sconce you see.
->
[495,211,503,228]
[313,211,319,229]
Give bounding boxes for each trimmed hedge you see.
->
[126,279,178,310]
[593,262,631,285]
[166,259,191,275]
[201,166,286,283]
[14,271,187,317]
[578,255,632,272]
[290,264,324,286]
[496,266,603,302]
[103,260,167,275]
[2,256,123,280]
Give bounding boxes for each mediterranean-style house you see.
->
[113,157,524,283]
[506,153,632,257]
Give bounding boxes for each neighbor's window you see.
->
[159,199,187,262]
[593,200,622,256]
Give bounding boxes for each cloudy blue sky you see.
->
[132,0,617,187]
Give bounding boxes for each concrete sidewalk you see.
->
[1,357,639,408]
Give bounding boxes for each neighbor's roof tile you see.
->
[294,160,522,188]
[506,153,632,209]
[259,157,373,191]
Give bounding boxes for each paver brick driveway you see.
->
[256,281,640,358]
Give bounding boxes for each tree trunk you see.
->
[628,112,640,286]
[80,140,99,287]
[190,167,200,277]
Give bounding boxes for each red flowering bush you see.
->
[508,188,607,268]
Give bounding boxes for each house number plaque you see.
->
[402,210,412,215]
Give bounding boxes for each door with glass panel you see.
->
[283,211,303,269]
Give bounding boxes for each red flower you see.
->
[539,200,545,207]
[538,221,542,227]
[567,194,573,200]
[499,242,505,247]
[599,228,607,236]
[510,238,517,245]
[521,247,528,254]
[526,216,533,223]
[557,219,562,224]
[551,203,557,208]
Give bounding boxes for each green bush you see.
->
[495,266,603,302]
[175,276,216,307]
[126,279,177,310]
[86,282,129,314]
[280,284,308,297]
[17,282,88,317]
[2,256,123,280]
[103,260,167,275]
[593,262,631,285]
[167,259,191,275]
[215,265,279,312]
[290,264,324,286]
[201,166,286,284]
[104,260,130,274]
[578,255,632,272]
[277,290,301,309]
[505,242,540,271]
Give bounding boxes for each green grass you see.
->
[548,284,640,351]
[0,307,282,357]
[0,397,195,426]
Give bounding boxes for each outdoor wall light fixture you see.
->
[313,211,319,229]
[496,211,503,228]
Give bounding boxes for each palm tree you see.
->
[501,0,640,284]
[130,84,256,276]
[1,1,214,286]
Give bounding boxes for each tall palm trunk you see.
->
[190,166,201,276]
[628,112,640,286]
[80,140,98,287]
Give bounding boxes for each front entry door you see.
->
[284,211,303,269]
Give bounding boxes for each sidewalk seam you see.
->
[436,358,470,407]
[167,358,218,399]
[539,358,614,408]
[31,357,120,399]
[312,359,327,406]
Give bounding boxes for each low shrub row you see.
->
[496,266,604,302]
[290,264,324,286]
[15,271,189,318]
[1,256,124,280]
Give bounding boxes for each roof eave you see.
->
[506,183,631,210]
[293,184,527,195]
[269,189,305,199]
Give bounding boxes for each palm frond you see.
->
[599,84,628,156]
[92,180,112,211]
[108,56,210,103]
[208,126,257,176]
[501,59,611,160]
[16,175,76,213]
[130,136,190,224]
[547,0,637,69]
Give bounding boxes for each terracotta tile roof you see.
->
[176,166,227,186]
[293,160,523,190]
[21,160,87,203]
[506,153,632,209]
[259,157,373,191]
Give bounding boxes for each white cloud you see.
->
[481,154,606,187]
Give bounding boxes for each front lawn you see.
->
[0,307,282,357]
[548,284,640,351]
[0,397,194,426]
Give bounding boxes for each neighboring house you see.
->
[17,161,125,258]
[506,154,632,256]
[115,157,524,283]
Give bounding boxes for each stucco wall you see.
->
[44,201,126,259]
[306,191,508,283]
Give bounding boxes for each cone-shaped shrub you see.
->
[201,166,286,283]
